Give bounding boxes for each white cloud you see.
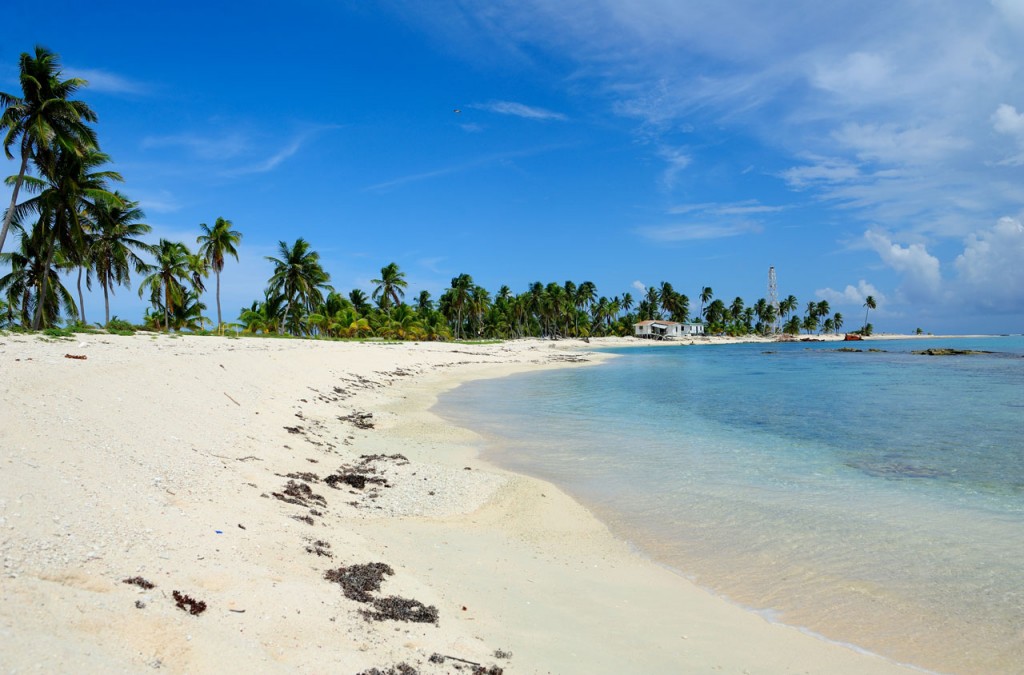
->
[637,220,762,241]
[812,51,891,97]
[832,122,969,165]
[631,280,647,293]
[141,132,249,160]
[781,157,861,189]
[815,279,885,307]
[992,104,1024,137]
[474,100,568,120]
[863,229,942,299]
[658,145,691,189]
[66,67,149,95]
[953,217,1024,310]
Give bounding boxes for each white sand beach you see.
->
[0,333,920,674]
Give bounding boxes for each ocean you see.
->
[436,337,1024,674]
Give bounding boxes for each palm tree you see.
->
[0,220,76,327]
[265,238,332,334]
[446,273,473,339]
[0,46,98,255]
[90,191,153,326]
[16,146,121,329]
[779,294,798,320]
[863,296,876,333]
[698,286,713,322]
[371,262,407,313]
[197,216,242,329]
[138,239,190,332]
[349,288,370,315]
[833,312,844,334]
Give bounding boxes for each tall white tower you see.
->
[768,266,779,332]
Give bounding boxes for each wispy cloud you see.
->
[473,100,568,121]
[223,136,306,176]
[668,200,785,216]
[141,132,250,160]
[364,144,568,192]
[66,67,150,95]
[636,220,762,242]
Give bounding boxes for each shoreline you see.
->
[1,334,920,673]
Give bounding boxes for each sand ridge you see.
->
[0,333,919,673]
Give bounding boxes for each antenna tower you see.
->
[768,266,779,332]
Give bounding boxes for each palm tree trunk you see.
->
[33,232,58,330]
[215,269,222,328]
[0,155,29,256]
[103,283,110,326]
[77,267,86,325]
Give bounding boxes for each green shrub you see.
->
[43,327,74,338]
[106,317,136,334]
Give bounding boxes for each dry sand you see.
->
[0,333,921,674]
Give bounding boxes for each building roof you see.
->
[634,320,682,327]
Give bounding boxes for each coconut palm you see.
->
[265,238,332,334]
[699,286,713,320]
[0,46,98,256]
[863,296,876,333]
[14,146,121,328]
[371,262,407,313]
[196,216,242,329]
[0,220,76,327]
[138,239,190,332]
[90,192,152,326]
[445,273,473,339]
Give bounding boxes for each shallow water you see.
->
[437,337,1024,674]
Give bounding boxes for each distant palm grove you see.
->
[1,47,862,340]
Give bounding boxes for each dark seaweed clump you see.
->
[122,576,155,590]
[325,563,394,602]
[272,480,327,508]
[172,590,207,615]
[356,665,418,675]
[306,539,333,557]
[360,596,439,624]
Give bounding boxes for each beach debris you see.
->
[324,562,439,624]
[305,539,333,557]
[361,596,439,624]
[325,563,394,602]
[135,600,146,609]
[271,480,327,508]
[223,392,241,406]
[282,471,320,482]
[122,576,155,590]
[283,425,303,434]
[291,514,315,525]
[493,650,512,660]
[238,523,246,530]
[339,411,375,429]
[63,353,87,360]
[356,665,419,675]
[172,590,207,616]
[427,655,504,674]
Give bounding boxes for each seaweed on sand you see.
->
[360,596,439,624]
[172,590,207,615]
[122,576,155,590]
[324,563,394,602]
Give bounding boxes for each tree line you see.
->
[0,47,877,339]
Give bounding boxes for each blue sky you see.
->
[3,0,1024,333]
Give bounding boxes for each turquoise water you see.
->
[437,337,1024,674]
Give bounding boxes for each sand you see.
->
[0,332,920,674]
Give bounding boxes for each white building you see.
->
[634,320,705,339]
